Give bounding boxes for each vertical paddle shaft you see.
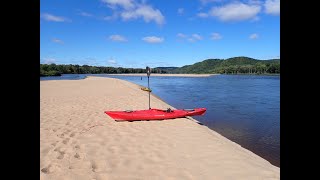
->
[148,76,150,109]
[146,66,151,109]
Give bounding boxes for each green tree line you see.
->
[40,64,167,76]
[40,56,280,76]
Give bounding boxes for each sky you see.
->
[40,0,280,68]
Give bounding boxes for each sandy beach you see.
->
[40,76,279,180]
[103,73,217,77]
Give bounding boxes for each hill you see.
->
[171,56,280,74]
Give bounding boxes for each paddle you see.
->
[146,66,151,109]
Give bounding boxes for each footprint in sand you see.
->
[57,153,64,160]
[57,133,65,138]
[41,167,49,174]
[41,164,60,174]
[54,146,66,153]
[62,138,70,144]
[70,132,76,137]
[91,164,97,172]
[74,153,80,159]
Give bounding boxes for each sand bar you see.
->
[102,73,218,77]
[40,76,279,180]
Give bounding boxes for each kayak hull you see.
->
[105,108,206,121]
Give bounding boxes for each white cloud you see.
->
[211,33,222,40]
[264,0,280,15]
[187,38,195,42]
[251,16,260,22]
[52,38,64,44]
[247,0,263,5]
[41,13,69,22]
[101,0,135,10]
[109,34,127,42]
[249,33,259,39]
[102,0,165,25]
[210,2,261,22]
[177,8,184,15]
[177,33,203,42]
[121,5,165,25]
[192,34,203,40]
[177,33,187,38]
[197,12,209,18]
[42,58,56,64]
[79,12,93,17]
[142,36,164,43]
[108,59,117,64]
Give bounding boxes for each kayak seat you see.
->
[166,108,173,113]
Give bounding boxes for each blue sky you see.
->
[40,0,280,68]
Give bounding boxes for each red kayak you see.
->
[105,108,206,121]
